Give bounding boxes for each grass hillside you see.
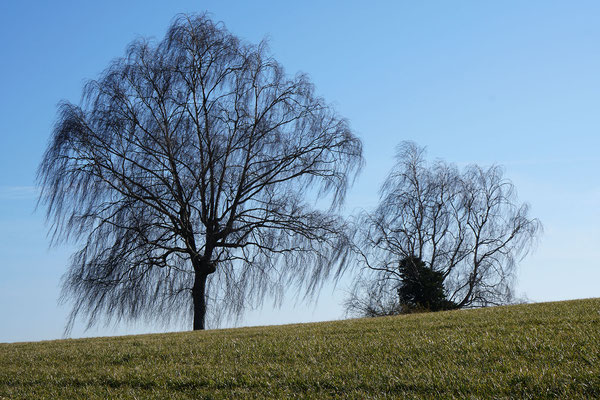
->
[1,299,599,399]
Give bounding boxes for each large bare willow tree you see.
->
[347,142,540,316]
[38,15,363,331]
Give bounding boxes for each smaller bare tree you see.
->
[347,142,541,316]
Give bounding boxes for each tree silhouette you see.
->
[38,14,363,331]
[347,142,540,316]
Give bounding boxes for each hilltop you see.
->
[1,298,599,399]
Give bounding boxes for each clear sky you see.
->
[1,1,599,343]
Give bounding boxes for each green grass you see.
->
[1,298,599,399]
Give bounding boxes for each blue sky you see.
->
[1,1,599,342]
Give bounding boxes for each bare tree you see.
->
[38,14,363,332]
[347,142,540,316]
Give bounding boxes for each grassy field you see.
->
[1,298,599,399]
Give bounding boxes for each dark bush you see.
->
[397,257,456,312]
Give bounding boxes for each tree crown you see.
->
[38,14,363,331]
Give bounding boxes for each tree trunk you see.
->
[192,272,208,330]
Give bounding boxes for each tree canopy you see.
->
[347,142,541,317]
[38,14,363,331]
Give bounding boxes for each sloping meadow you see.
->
[1,299,599,399]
